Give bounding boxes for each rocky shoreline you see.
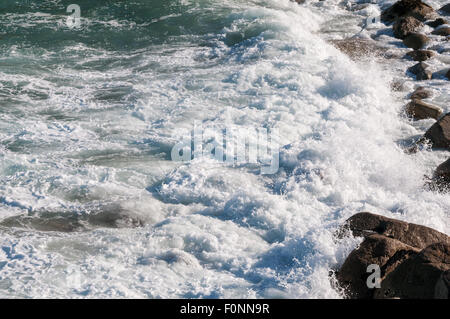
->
[293,0,450,299]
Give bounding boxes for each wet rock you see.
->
[374,242,450,299]
[330,38,389,60]
[337,234,419,299]
[440,4,450,14]
[403,32,430,49]
[426,18,448,28]
[381,0,435,23]
[405,99,443,120]
[447,69,450,80]
[407,61,432,80]
[405,49,435,61]
[424,113,450,149]
[410,86,433,99]
[393,16,424,39]
[342,212,449,249]
[292,0,305,3]
[432,27,450,36]
[431,158,450,191]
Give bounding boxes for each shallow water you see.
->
[0,0,449,298]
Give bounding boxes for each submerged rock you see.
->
[381,0,435,23]
[405,99,443,120]
[432,27,450,36]
[407,61,432,80]
[393,16,424,39]
[424,113,450,149]
[431,158,450,191]
[405,49,435,61]
[410,86,433,99]
[403,32,430,49]
[426,18,448,28]
[330,38,389,60]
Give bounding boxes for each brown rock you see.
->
[403,32,430,49]
[410,86,433,99]
[405,49,435,61]
[374,242,450,299]
[424,113,450,149]
[407,61,432,80]
[405,100,443,120]
[426,18,448,28]
[381,0,435,23]
[393,16,424,39]
[337,234,419,299]
[342,212,449,249]
[432,27,450,36]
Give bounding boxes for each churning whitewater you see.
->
[0,0,449,298]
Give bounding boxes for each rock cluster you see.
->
[337,212,449,299]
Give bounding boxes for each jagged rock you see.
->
[337,234,419,299]
[405,100,443,120]
[342,212,449,249]
[381,0,435,23]
[410,86,433,99]
[405,49,435,61]
[403,32,430,49]
[426,18,448,27]
[374,242,450,299]
[440,4,450,14]
[424,113,450,149]
[432,27,450,36]
[393,16,424,38]
[407,61,432,80]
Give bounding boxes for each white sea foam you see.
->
[0,0,449,298]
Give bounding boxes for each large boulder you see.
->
[424,113,450,149]
[405,99,443,120]
[381,0,435,23]
[403,33,430,50]
[407,61,432,80]
[337,213,449,299]
[342,212,449,249]
[405,49,435,61]
[374,242,450,299]
[337,234,419,299]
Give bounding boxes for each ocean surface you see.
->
[0,0,449,298]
